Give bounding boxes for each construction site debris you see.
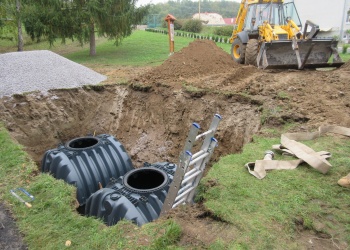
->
[245,125,350,179]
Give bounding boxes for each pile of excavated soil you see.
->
[134,39,240,85]
[0,50,106,98]
[339,60,350,70]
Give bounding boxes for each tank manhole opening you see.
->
[67,137,99,149]
[124,168,168,192]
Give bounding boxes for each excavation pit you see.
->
[0,84,261,170]
[1,39,350,170]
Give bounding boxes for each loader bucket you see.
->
[257,39,344,70]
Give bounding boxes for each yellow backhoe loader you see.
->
[229,0,344,69]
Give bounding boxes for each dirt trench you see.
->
[0,84,260,168]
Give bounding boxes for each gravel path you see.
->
[0,50,107,98]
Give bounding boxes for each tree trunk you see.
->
[89,22,96,56]
[16,0,23,51]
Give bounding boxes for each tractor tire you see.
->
[245,39,259,66]
[231,38,246,64]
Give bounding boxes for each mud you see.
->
[0,203,27,250]
[1,39,350,248]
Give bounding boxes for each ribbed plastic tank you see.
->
[85,162,176,226]
[41,134,133,206]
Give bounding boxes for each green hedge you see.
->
[181,19,202,33]
[214,26,233,37]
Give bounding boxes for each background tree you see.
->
[80,0,149,56]
[1,0,149,56]
[0,0,5,30]
[22,0,83,45]
[15,0,23,51]
[0,0,24,51]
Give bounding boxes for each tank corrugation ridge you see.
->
[41,134,133,205]
[85,162,177,226]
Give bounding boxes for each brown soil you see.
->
[1,39,350,249]
[134,39,240,86]
[0,203,27,250]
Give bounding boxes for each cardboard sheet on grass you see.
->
[245,125,350,179]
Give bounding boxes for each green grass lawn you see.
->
[0,30,232,66]
[63,30,232,66]
[340,52,350,62]
[201,133,350,249]
[1,30,349,64]
[2,124,350,249]
[64,31,196,66]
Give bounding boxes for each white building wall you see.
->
[342,0,350,42]
[293,0,350,40]
[193,13,226,25]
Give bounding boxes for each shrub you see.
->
[162,19,183,31]
[181,19,202,33]
[342,44,349,54]
[213,25,233,37]
[174,19,183,30]
[162,20,167,28]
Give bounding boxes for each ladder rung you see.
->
[172,197,186,208]
[182,169,201,184]
[160,114,222,216]
[175,186,196,203]
[177,183,192,195]
[189,152,209,166]
[195,129,213,141]
[184,167,199,178]
[191,150,205,160]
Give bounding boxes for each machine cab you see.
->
[243,0,302,32]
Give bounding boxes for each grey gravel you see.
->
[0,50,107,98]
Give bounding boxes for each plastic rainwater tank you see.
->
[85,162,176,226]
[41,134,133,206]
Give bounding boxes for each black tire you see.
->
[231,38,246,64]
[245,39,259,66]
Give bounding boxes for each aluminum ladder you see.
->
[160,114,222,216]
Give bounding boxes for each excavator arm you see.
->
[229,0,248,43]
[281,18,301,39]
